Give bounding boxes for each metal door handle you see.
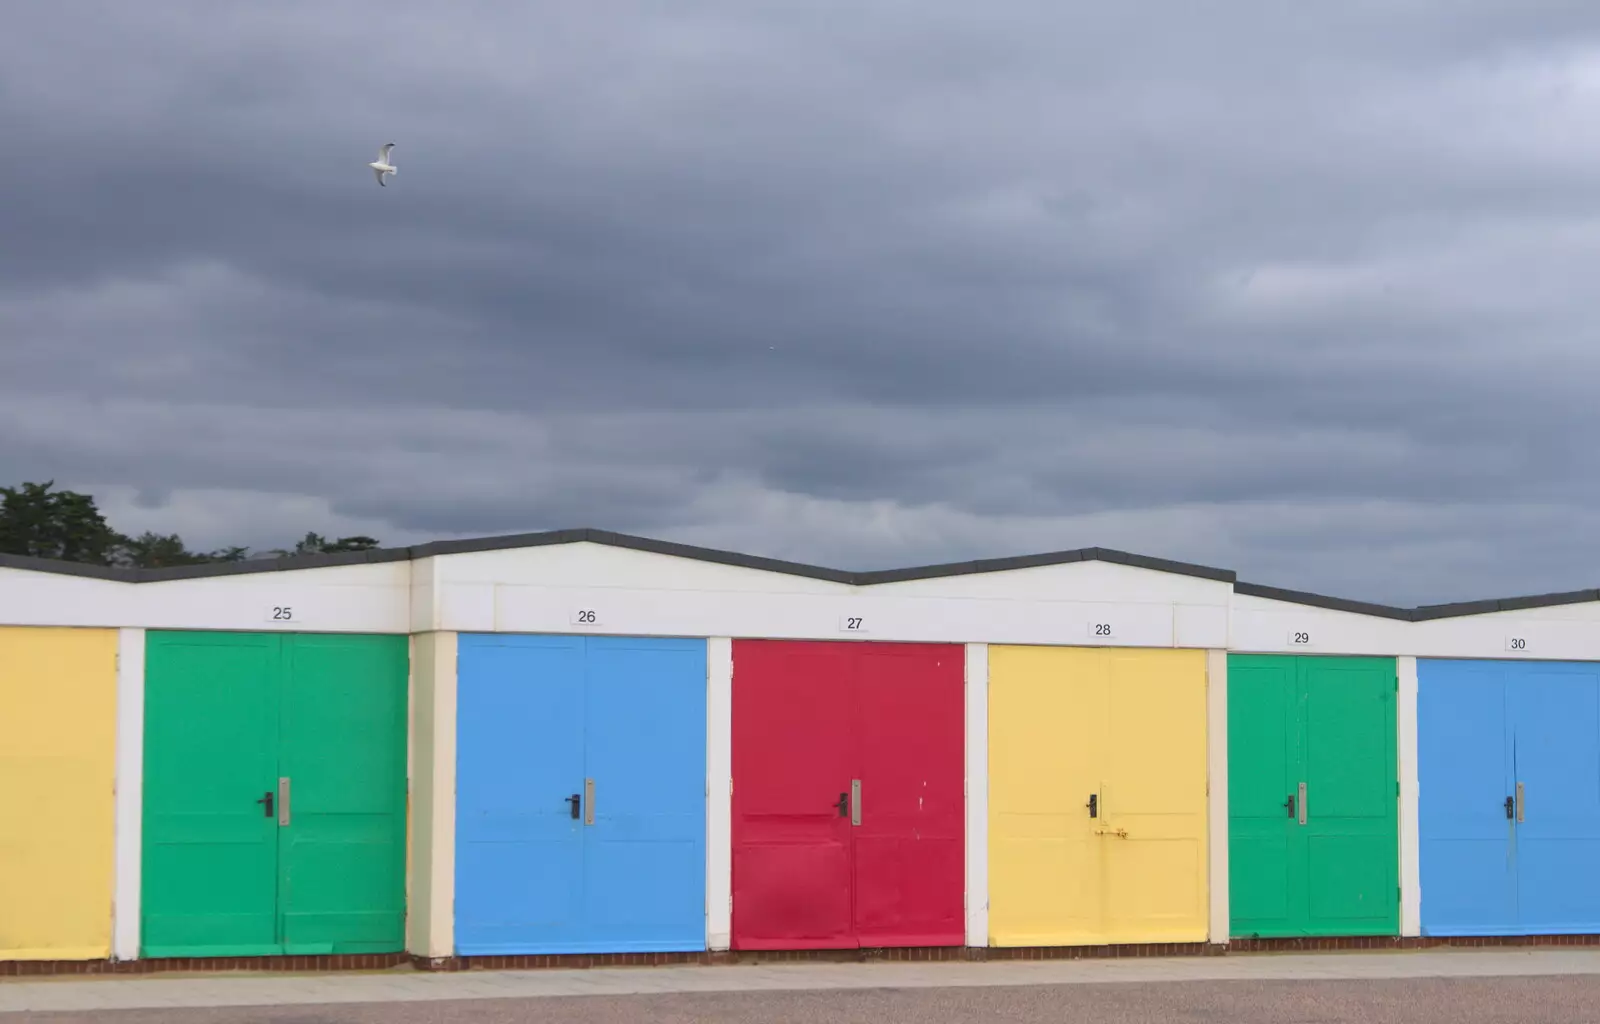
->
[278,777,290,827]
[567,793,581,819]
[1504,795,1515,820]
[850,779,861,827]
[257,791,274,818]
[1285,794,1296,819]
[1086,793,1098,819]
[834,791,849,817]
[583,778,595,826]
[1516,782,1525,823]
[1297,782,1307,825]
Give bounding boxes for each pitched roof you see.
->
[2,527,1594,622]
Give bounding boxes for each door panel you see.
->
[1510,667,1600,933]
[582,637,707,952]
[0,627,118,960]
[1102,650,1208,943]
[1227,656,1296,936]
[731,641,855,949]
[852,644,964,947]
[988,646,1106,946]
[277,634,408,954]
[1299,658,1398,936]
[455,635,587,954]
[1417,660,1515,935]
[142,632,281,957]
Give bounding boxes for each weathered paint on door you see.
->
[988,646,1208,947]
[0,627,118,960]
[141,631,407,958]
[454,634,707,955]
[1418,659,1600,936]
[1229,655,1398,939]
[730,640,964,950]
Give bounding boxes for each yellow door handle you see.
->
[1093,827,1129,838]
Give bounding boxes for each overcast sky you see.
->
[5,3,1600,605]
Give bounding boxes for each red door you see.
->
[731,639,965,950]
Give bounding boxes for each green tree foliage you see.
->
[0,480,121,564]
[0,480,382,567]
[266,532,383,559]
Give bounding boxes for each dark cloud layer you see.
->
[6,3,1600,605]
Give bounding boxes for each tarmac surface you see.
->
[6,949,1600,1022]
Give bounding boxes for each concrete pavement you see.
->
[5,948,1600,1014]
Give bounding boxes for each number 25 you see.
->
[273,607,292,620]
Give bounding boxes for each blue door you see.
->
[454,634,707,954]
[1419,659,1600,936]
[1417,660,1515,935]
[1509,667,1600,933]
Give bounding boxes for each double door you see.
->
[1418,659,1600,935]
[141,631,409,957]
[1228,654,1398,938]
[453,634,707,954]
[730,640,965,950]
[988,646,1209,946]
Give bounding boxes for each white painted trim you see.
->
[1205,648,1229,946]
[963,643,990,947]
[405,631,458,959]
[1397,655,1421,936]
[111,627,145,961]
[705,638,733,951]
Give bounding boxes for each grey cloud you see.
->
[6,2,1600,606]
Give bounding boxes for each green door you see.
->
[143,633,281,956]
[142,631,408,958]
[278,635,408,953]
[1228,654,1399,938]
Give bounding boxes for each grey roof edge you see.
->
[1232,581,1414,620]
[1411,588,1600,621]
[1,529,1596,620]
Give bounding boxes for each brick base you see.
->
[0,954,409,977]
[6,934,1600,976]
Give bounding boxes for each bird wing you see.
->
[378,143,395,163]
[373,165,387,185]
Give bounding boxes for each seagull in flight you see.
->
[369,143,397,186]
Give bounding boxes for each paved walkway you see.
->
[5,948,1600,1014]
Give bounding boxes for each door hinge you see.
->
[728,895,733,913]
[1396,781,1400,797]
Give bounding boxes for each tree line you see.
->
[0,480,382,569]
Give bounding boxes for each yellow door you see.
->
[988,645,1109,946]
[989,646,1208,947]
[0,627,118,960]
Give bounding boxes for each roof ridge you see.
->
[1,527,1593,621]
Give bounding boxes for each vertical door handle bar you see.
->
[583,778,595,826]
[1516,782,1525,823]
[850,779,861,827]
[1297,781,1307,825]
[278,777,291,827]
